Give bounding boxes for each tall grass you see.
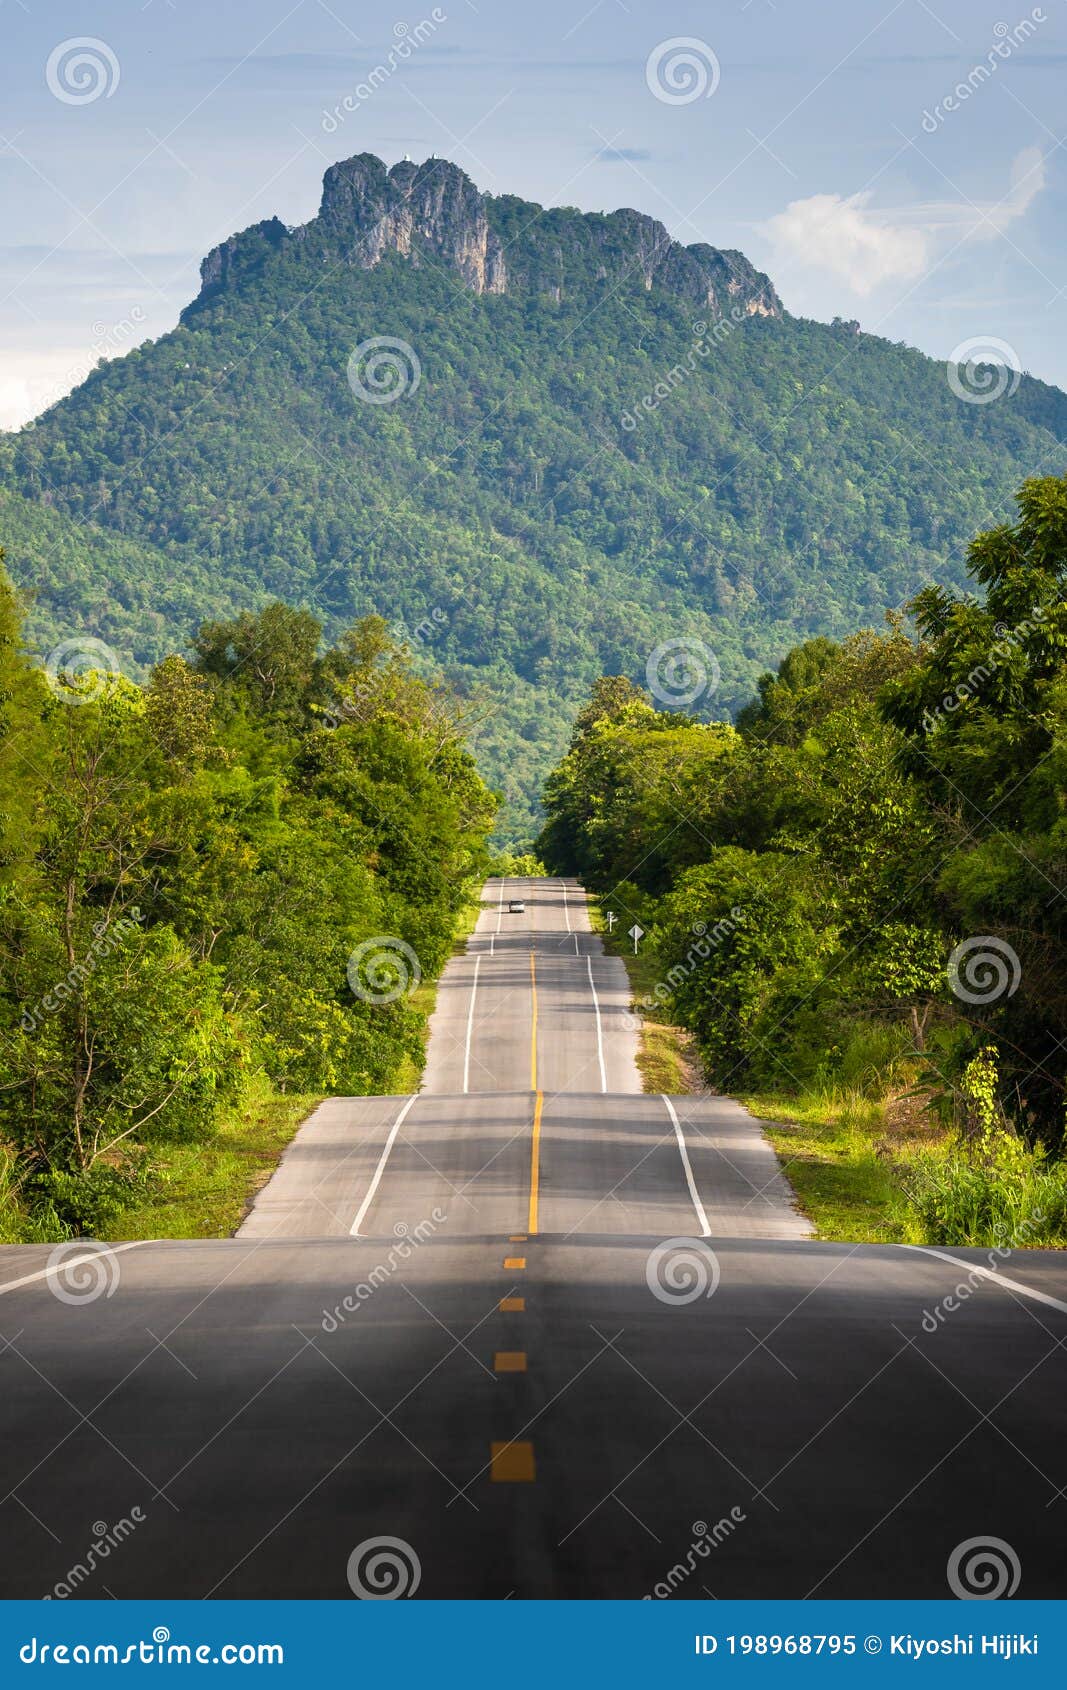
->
[897,1144,1067,1247]
[0,1146,68,1244]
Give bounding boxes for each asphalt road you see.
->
[0,878,1064,1600]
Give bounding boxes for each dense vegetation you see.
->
[540,475,1067,1244]
[4,157,1067,838]
[0,567,494,1238]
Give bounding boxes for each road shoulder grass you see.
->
[58,886,489,1245]
[588,893,935,1242]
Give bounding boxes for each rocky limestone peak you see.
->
[313,153,506,295]
[186,153,781,319]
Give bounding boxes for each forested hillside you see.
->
[0,568,494,1239]
[4,155,1067,837]
[540,474,1067,1244]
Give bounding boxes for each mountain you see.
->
[4,153,1067,839]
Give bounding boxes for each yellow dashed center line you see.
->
[491,1440,536,1482]
[503,1256,526,1270]
[500,1296,525,1312]
[528,1089,543,1236]
[494,1351,527,1373]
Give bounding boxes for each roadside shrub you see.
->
[897,1136,1067,1247]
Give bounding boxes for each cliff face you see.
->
[187,154,782,319]
[311,154,507,295]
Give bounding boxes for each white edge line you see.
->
[587,954,607,1094]
[903,1244,1067,1317]
[661,1094,712,1237]
[0,1240,147,1297]
[463,954,481,1095]
[350,1095,419,1236]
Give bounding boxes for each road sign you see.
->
[628,924,644,953]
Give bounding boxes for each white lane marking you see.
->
[661,1095,712,1237]
[0,1241,147,1297]
[350,1095,419,1236]
[574,932,579,955]
[463,954,481,1094]
[560,877,571,932]
[587,955,607,1093]
[904,1245,1067,1316]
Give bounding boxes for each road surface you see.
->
[0,878,1064,1600]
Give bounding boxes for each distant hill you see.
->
[4,153,1067,839]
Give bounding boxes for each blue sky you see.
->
[1,0,1064,426]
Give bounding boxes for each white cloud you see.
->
[760,190,927,296]
[758,146,1046,300]
[0,350,96,431]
